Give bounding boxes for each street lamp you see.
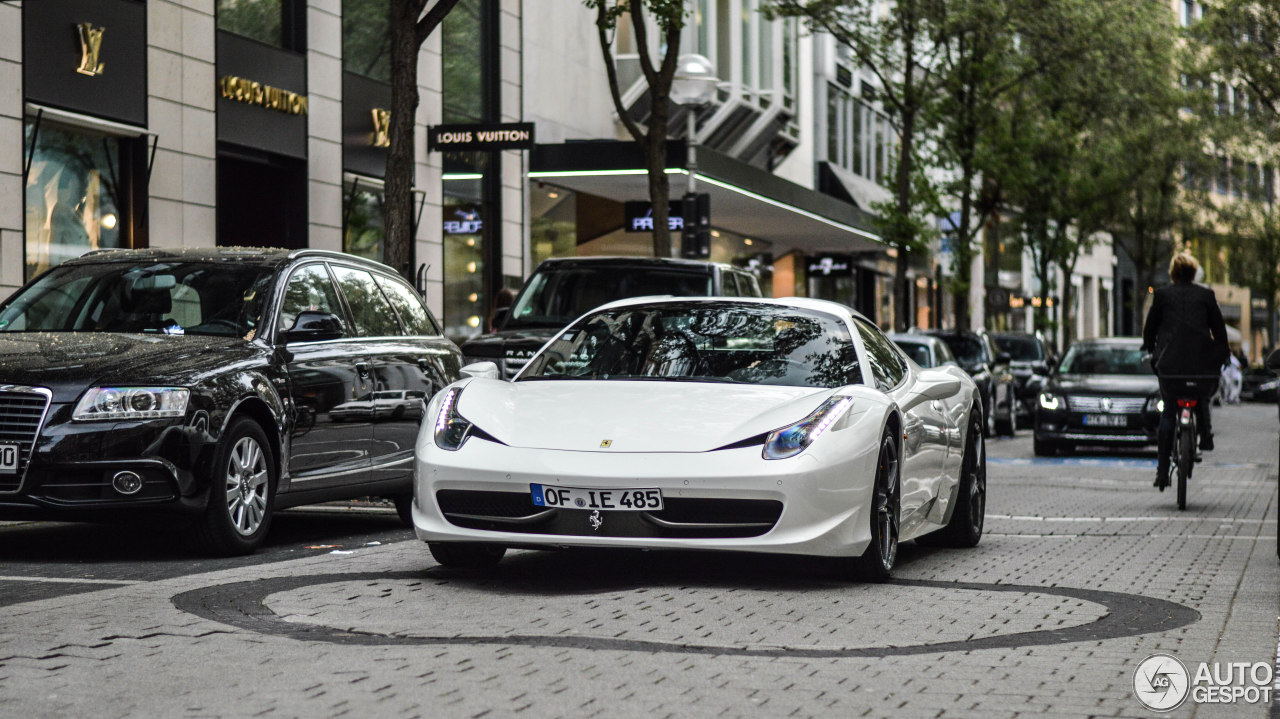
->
[671,54,717,258]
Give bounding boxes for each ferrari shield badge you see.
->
[589,510,603,531]
[600,439,612,448]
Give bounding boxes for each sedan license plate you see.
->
[0,443,18,475]
[1083,414,1127,427]
[531,484,663,511]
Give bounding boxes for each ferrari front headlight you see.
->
[762,396,853,460]
[433,387,473,450]
[73,387,189,421]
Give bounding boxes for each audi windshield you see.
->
[0,262,275,338]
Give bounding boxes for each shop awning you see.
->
[529,140,882,255]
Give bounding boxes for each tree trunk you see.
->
[384,0,425,280]
[1059,263,1074,350]
[893,112,916,331]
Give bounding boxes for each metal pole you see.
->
[686,110,697,196]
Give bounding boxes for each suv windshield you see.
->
[504,266,713,330]
[519,302,861,388]
[1059,345,1151,375]
[938,335,984,365]
[995,336,1043,361]
[0,262,275,338]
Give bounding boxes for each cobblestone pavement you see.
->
[0,404,1276,719]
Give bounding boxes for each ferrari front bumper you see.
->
[412,436,881,558]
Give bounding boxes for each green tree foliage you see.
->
[584,0,688,258]
[768,0,948,331]
[1225,200,1280,348]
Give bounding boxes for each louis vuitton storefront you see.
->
[20,0,150,282]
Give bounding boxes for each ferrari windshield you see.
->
[504,266,713,329]
[0,261,275,338]
[518,302,862,388]
[1059,344,1151,375]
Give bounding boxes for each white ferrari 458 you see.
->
[411,297,985,579]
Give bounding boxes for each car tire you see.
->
[983,390,996,438]
[995,393,1016,437]
[849,432,901,582]
[192,416,276,556]
[918,412,985,548]
[392,494,414,527]
[1033,436,1056,456]
[428,542,506,569]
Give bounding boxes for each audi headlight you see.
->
[763,396,853,460]
[1038,392,1060,411]
[73,387,190,421]
[433,387,473,450]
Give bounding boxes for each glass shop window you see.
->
[23,123,132,281]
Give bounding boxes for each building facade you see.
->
[2,0,529,345]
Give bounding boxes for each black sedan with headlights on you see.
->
[0,247,461,554]
[1033,337,1160,456]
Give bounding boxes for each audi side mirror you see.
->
[280,311,345,344]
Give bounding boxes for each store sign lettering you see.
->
[219,76,309,116]
[444,219,483,234]
[624,201,685,233]
[428,123,536,152]
[807,256,853,276]
[371,109,391,148]
[76,23,106,77]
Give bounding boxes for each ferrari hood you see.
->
[455,379,834,453]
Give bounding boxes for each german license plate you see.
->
[531,484,664,511]
[1083,414,1127,427]
[0,443,18,475]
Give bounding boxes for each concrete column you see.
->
[147,0,217,248]
[307,0,343,252]
[500,0,524,284]
[415,31,445,317]
[0,1,23,297]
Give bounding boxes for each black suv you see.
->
[461,257,763,378]
[0,248,462,554]
[920,328,1016,436]
[992,332,1055,425]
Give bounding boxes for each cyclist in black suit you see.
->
[1142,252,1229,488]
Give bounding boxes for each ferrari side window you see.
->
[855,320,906,392]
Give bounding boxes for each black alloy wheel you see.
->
[919,412,986,547]
[428,542,507,569]
[192,416,277,556]
[995,390,1016,437]
[851,432,901,581]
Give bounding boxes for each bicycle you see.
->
[1157,375,1218,510]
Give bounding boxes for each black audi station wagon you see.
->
[0,248,462,554]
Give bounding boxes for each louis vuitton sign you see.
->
[219,76,309,116]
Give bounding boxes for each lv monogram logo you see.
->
[76,23,106,77]
[371,109,391,148]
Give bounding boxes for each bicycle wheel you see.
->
[1176,422,1193,510]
